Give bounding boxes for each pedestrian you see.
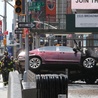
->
[1,51,13,86]
[10,56,16,70]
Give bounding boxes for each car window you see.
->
[38,47,44,51]
[59,46,73,52]
[39,46,56,51]
[43,46,56,51]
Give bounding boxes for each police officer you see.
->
[1,51,12,86]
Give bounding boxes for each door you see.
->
[58,46,81,64]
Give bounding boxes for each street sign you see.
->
[18,22,36,28]
[23,28,29,34]
[28,1,45,11]
[15,28,23,34]
[29,6,41,11]
[4,31,8,35]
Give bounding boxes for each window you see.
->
[59,46,73,52]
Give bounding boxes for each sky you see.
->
[0,0,14,32]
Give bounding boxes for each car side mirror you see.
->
[73,48,77,53]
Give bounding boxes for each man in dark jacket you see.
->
[1,51,12,86]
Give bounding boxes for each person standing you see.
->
[1,51,12,86]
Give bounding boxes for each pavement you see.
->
[0,74,8,98]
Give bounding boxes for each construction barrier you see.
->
[8,71,22,98]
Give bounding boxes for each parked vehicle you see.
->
[17,40,98,84]
[18,46,81,71]
[17,44,98,70]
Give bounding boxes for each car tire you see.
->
[82,57,96,69]
[29,57,42,73]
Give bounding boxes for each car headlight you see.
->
[18,51,25,56]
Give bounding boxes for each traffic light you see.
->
[14,0,22,15]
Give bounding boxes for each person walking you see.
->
[1,51,13,86]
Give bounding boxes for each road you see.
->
[68,81,98,98]
[0,73,98,98]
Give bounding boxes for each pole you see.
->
[6,1,14,8]
[23,0,29,82]
[18,16,22,49]
[0,15,5,18]
[4,0,7,50]
[62,0,64,29]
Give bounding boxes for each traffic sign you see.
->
[28,1,44,11]
[18,22,36,28]
[23,28,29,34]
[4,31,8,35]
[15,28,23,34]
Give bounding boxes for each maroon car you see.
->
[18,46,96,72]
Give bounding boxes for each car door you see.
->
[58,46,81,63]
[42,46,59,63]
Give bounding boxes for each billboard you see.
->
[71,0,98,9]
[46,0,56,22]
[75,14,98,28]
[66,14,98,32]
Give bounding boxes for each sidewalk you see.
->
[0,74,8,98]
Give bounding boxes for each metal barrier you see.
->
[36,74,68,98]
[22,73,68,98]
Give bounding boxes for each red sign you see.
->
[46,0,56,22]
[0,20,2,32]
[4,31,8,35]
[24,28,29,35]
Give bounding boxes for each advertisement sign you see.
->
[71,0,98,9]
[75,14,98,28]
[66,14,98,32]
[46,0,56,22]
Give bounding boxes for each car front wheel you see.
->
[29,57,42,72]
[82,57,96,69]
